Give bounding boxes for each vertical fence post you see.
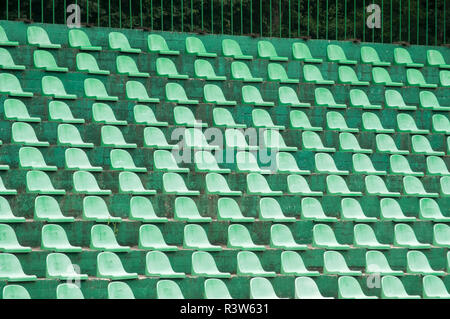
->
[363,0,365,42]
[87,0,89,25]
[98,0,101,26]
[53,0,55,23]
[326,0,328,40]
[18,0,20,20]
[260,0,262,36]
[191,0,193,31]
[298,0,300,36]
[171,0,173,31]
[130,0,132,28]
[354,0,356,39]
[408,0,410,43]
[109,0,111,27]
[32,0,34,21]
[150,0,153,29]
[231,0,234,35]
[399,0,402,41]
[445,0,447,44]
[381,0,383,43]
[336,0,338,40]
[416,0,419,44]
[161,0,163,31]
[182,0,184,32]
[270,0,272,37]
[426,0,428,45]
[6,0,8,21]
[119,0,122,29]
[307,0,310,36]
[279,0,282,38]
[201,0,204,30]
[241,0,243,35]
[222,0,224,34]
[390,0,392,43]
[211,0,214,34]
[344,0,347,39]
[140,0,143,27]
[317,0,319,38]
[434,0,437,45]
[41,0,43,23]
[288,0,291,38]
[250,0,253,34]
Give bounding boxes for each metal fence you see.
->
[1,0,448,45]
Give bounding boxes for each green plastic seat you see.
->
[131,197,168,223]
[426,50,450,68]
[166,82,199,104]
[49,101,84,123]
[303,65,335,85]
[300,197,337,222]
[41,75,75,99]
[0,253,37,281]
[0,73,33,97]
[2,285,31,299]
[225,129,258,150]
[0,48,25,70]
[290,112,322,131]
[279,86,310,107]
[204,84,236,105]
[68,29,101,51]
[349,89,381,109]
[375,134,408,154]
[148,34,179,55]
[27,26,60,49]
[236,151,271,174]
[108,32,141,53]
[394,47,423,67]
[412,136,444,156]
[419,198,450,222]
[108,282,135,299]
[252,109,285,130]
[97,252,139,280]
[327,44,356,64]
[257,40,288,61]
[91,224,131,252]
[352,153,386,175]
[380,198,416,222]
[84,78,118,101]
[27,171,65,194]
[19,147,55,171]
[372,67,403,86]
[381,276,421,299]
[360,46,391,66]
[259,198,296,222]
[184,128,219,150]
[204,279,233,299]
[385,90,417,110]
[65,148,102,171]
[125,80,160,103]
[323,251,361,276]
[0,224,31,252]
[163,173,200,196]
[185,36,217,57]
[231,61,263,82]
[155,57,188,79]
[295,277,333,299]
[154,150,189,172]
[313,224,351,250]
[423,275,450,299]
[192,251,231,278]
[134,104,168,126]
[407,69,437,88]
[174,106,207,127]
[110,149,146,172]
[144,127,179,149]
[341,198,377,222]
[41,224,81,252]
[281,251,318,276]
[366,251,403,275]
[397,114,429,134]
[175,197,211,222]
[292,42,322,63]
[228,224,265,250]
[362,113,395,133]
[268,63,299,83]
[217,198,254,222]
[271,224,307,250]
[433,222,450,247]
[247,173,283,196]
[432,114,450,134]
[250,277,280,299]
[315,88,346,108]
[73,171,112,195]
[46,253,88,280]
[394,223,431,249]
[83,196,122,222]
[407,250,445,275]
[33,50,68,72]
[196,153,231,173]
[338,66,369,85]
[56,283,84,299]
[12,122,49,147]
[287,175,323,196]
[420,91,450,111]
[354,224,390,249]
[389,154,424,176]
[315,153,349,175]
[302,131,335,152]
[184,224,220,250]
[326,111,358,132]
[101,125,136,148]
[237,251,276,277]
[338,276,378,299]
[0,177,16,195]
[242,85,274,106]
[157,280,184,299]
[404,176,438,197]
[442,176,450,196]
[222,39,252,59]
[34,195,74,222]
[365,175,400,197]
[0,197,24,222]
[119,171,156,195]
[0,26,19,46]
[339,133,372,153]
[327,175,362,196]
[440,70,450,86]
[139,224,177,250]
[146,251,186,278]
[116,55,149,77]
[276,152,310,174]
[263,130,297,151]
[194,59,226,80]
[93,103,127,125]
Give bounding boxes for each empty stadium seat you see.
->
[365,175,400,197]
[166,82,199,104]
[184,128,219,150]
[195,151,231,173]
[349,89,381,109]
[85,78,118,101]
[338,66,369,85]
[242,85,274,106]
[194,59,226,80]
[148,34,179,55]
[117,55,149,77]
[49,101,85,123]
[134,104,168,126]
[252,109,285,129]
[303,65,335,84]
[184,224,220,250]
[139,224,177,250]
[146,251,186,278]
[407,250,445,275]
[326,111,358,132]
[217,198,255,222]
[420,91,450,111]
[192,251,231,278]
[175,197,211,222]
[0,26,19,46]
[366,251,403,275]
[205,173,241,195]
[119,171,156,195]
[422,275,450,299]
[34,195,74,222]
[353,224,390,249]
[279,86,311,107]
[419,198,450,221]
[225,130,258,150]
[157,280,184,299]
[247,173,282,196]
[389,154,424,176]
[83,196,122,222]
[394,223,431,249]
[381,276,421,299]
[433,224,450,247]
[46,253,88,280]
[126,81,160,103]
[259,198,296,222]
[441,176,450,196]
[0,224,31,253]
[27,26,61,49]
[440,70,450,86]
[394,47,424,67]
[413,135,445,156]
[338,276,378,299]
[153,150,189,172]
[0,48,25,70]
[250,277,280,299]
[97,252,138,280]
[385,90,416,110]
[257,41,287,61]
[380,198,416,222]
[204,279,233,299]
[323,251,361,275]
[301,131,335,152]
[56,284,84,299]
[0,197,24,222]
[362,112,395,133]
[406,69,437,88]
[327,44,356,64]
[91,224,131,252]
[12,122,48,147]
[403,176,438,197]
[231,61,263,82]
[339,133,372,153]
[0,253,37,281]
[0,73,33,97]
[222,39,252,59]
[287,175,323,196]
[68,29,101,51]
[237,251,276,277]
[110,149,146,172]
[236,152,271,174]
[276,152,310,174]
[41,224,81,252]
[341,198,377,222]
[313,224,351,249]
[360,46,391,66]
[0,178,17,195]
[130,196,167,222]
[263,130,297,151]
[267,63,299,83]
[281,251,318,276]
[300,197,337,222]
[101,125,136,148]
[315,153,349,175]
[204,84,237,105]
[426,50,450,68]
[2,285,31,299]
[352,153,386,175]
[295,277,332,299]
[185,36,217,57]
[109,32,141,53]
[73,171,112,195]
[33,50,68,72]
[292,42,322,63]
[327,175,362,196]
[155,57,188,79]
[375,134,408,154]
[372,67,403,86]
[65,148,102,171]
[108,282,135,299]
[228,224,265,250]
[270,224,307,250]
[163,173,200,196]
[19,147,56,171]
[213,109,246,128]
[397,113,429,134]
[42,75,75,99]
[144,127,178,150]
[315,88,346,108]
[27,170,65,194]
[93,103,127,126]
